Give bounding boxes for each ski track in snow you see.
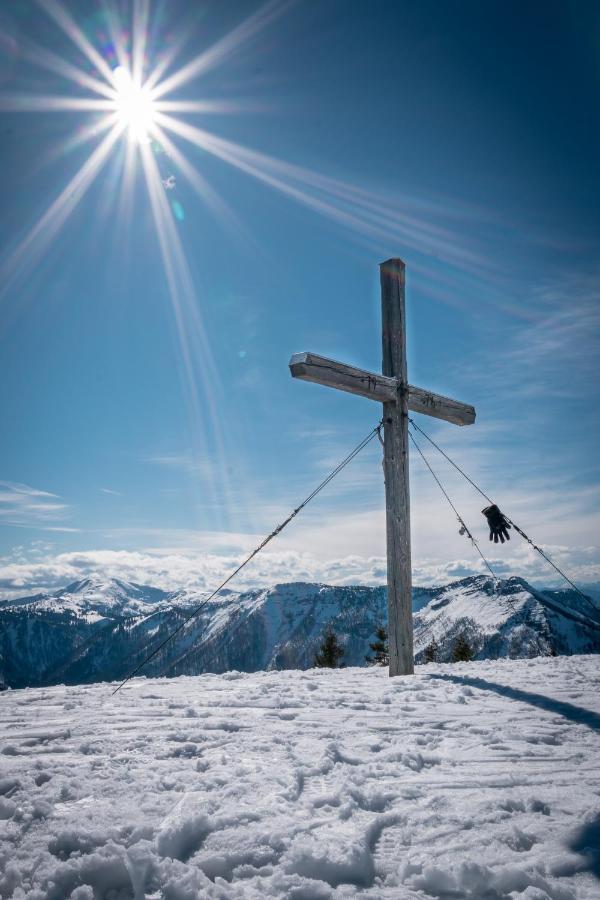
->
[0,656,599,899]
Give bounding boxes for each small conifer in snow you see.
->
[452,633,475,662]
[314,626,345,668]
[423,637,439,663]
[365,625,389,666]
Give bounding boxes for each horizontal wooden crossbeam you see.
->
[289,352,475,426]
[407,384,476,426]
[290,352,397,402]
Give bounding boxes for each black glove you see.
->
[482,505,511,543]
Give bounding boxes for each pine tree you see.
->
[314,626,345,668]
[365,625,389,666]
[452,633,474,662]
[423,637,438,664]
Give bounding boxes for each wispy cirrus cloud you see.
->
[464,267,600,406]
[144,452,230,481]
[0,481,71,528]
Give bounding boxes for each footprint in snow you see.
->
[371,820,407,877]
[504,825,538,852]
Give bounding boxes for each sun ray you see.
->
[20,40,117,100]
[35,0,116,86]
[138,141,219,410]
[116,134,138,229]
[153,100,250,114]
[132,0,150,87]
[138,141,236,526]
[101,0,131,71]
[155,111,494,282]
[103,133,138,272]
[1,121,124,299]
[151,0,295,100]
[39,110,123,175]
[154,113,417,251]
[151,123,259,253]
[142,29,190,93]
[0,95,116,113]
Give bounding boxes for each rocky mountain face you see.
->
[1,576,598,689]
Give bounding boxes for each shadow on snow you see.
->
[428,673,600,733]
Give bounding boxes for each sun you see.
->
[111,66,156,144]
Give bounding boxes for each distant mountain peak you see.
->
[1,576,598,689]
[63,576,144,594]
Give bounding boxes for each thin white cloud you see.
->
[100,487,123,497]
[33,526,82,533]
[0,481,70,526]
[144,453,222,479]
[464,267,600,404]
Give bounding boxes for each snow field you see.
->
[0,655,599,899]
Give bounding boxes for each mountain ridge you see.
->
[1,575,598,689]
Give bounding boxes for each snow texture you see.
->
[1,655,599,898]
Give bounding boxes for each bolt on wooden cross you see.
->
[289,258,476,676]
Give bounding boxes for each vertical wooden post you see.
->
[380,258,414,676]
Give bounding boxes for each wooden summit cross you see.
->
[289,258,476,676]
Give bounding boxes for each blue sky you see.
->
[0,0,599,597]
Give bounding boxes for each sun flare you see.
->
[0,0,483,311]
[111,66,156,143]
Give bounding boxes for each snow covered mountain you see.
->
[0,577,177,620]
[412,576,600,662]
[1,576,598,689]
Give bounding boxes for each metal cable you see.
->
[408,417,596,609]
[111,421,382,695]
[408,427,500,587]
[409,417,494,504]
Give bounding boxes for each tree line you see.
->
[313,624,475,668]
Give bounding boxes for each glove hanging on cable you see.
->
[482,504,511,543]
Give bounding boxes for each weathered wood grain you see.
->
[289,352,475,426]
[380,258,414,677]
[407,386,475,427]
[289,352,398,403]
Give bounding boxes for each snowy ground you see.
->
[1,657,599,899]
